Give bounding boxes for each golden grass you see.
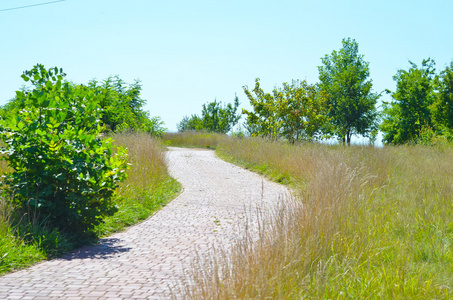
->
[162,131,229,149]
[113,132,169,201]
[95,132,180,236]
[169,132,453,299]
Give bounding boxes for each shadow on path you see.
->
[61,238,131,260]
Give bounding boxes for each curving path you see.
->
[0,147,288,299]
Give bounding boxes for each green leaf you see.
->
[15,90,25,99]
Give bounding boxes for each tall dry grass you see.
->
[163,131,229,149]
[114,132,169,200]
[170,132,453,299]
[96,132,180,236]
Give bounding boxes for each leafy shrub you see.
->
[0,75,166,137]
[87,76,166,135]
[0,64,128,235]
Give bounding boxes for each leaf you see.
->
[36,129,45,136]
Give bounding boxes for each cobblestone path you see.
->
[0,148,288,299]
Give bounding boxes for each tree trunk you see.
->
[346,129,351,145]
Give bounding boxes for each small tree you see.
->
[242,78,329,142]
[381,59,436,144]
[0,65,128,234]
[242,78,282,139]
[201,96,241,133]
[277,80,330,143]
[177,96,241,134]
[177,115,204,132]
[318,38,379,144]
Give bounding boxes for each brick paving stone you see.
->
[0,148,288,299]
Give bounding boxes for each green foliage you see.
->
[0,64,128,235]
[242,79,283,139]
[0,75,165,137]
[432,61,453,133]
[177,115,205,132]
[201,96,241,133]
[318,38,380,144]
[381,59,436,144]
[88,76,166,135]
[242,78,329,142]
[278,80,330,142]
[143,115,166,138]
[177,96,241,134]
[416,124,437,146]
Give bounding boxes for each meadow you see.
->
[2,129,453,299]
[0,132,180,275]
[165,132,453,299]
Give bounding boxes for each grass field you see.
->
[0,132,180,275]
[166,132,453,299]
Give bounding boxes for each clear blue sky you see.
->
[1,0,452,135]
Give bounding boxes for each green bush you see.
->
[0,64,128,235]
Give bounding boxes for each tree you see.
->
[318,38,379,144]
[177,115,204,132]
[140,115,166,137]
[88,76,163,134]
[432,60,453,132]
[242,78,283,140]
[177,96,241,134]
[242,78,329,142]
[0,65,128,234]
[201,96,241,133]
[381,59,436,144]
[278,80,330,143]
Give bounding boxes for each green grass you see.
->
[95,176,180,236]
[167,132,453,299]
[0,198,45,274]
[0,132,180,275]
